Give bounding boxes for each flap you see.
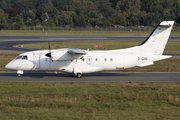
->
[68,48,86,55]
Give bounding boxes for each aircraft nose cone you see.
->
[5,61,16,70]
[5,63,11,69]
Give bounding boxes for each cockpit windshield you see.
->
[15,55,28,60]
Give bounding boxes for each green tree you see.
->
[33,19,41,27]
[0,9,7,24]
[129,17,139,26]
[37,6,45,21]
[79,15,86,26]
[98,0,113,18]
[27,10,36,20]
[13,14,23,25]
[116,0,141,14]
[50,8,59,19]
[140,0,152,12]
[1,17,7,24]
[115,13,127,25]
[55,17,58,26]
[58,11,73,25]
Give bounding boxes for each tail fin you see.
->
[139,21,174,55]
[119,21,174,55]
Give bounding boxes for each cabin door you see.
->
[33,53,40,69]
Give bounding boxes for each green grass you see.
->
[0,30,149,36]
[0,53,19,71]
[1,30,180,36]
[0,82,179,120]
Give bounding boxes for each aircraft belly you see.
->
[51,61,71,71]
[82,67,102,73]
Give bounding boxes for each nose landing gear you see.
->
[17,70,23,77]
[17,74,21,77]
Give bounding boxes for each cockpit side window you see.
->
[15,56,22,59]
[22,56,28,60]
[15,55,28,60]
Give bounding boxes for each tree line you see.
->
[0,0,180,29]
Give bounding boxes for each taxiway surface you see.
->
[0,72,180,82]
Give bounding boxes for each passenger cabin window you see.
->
[15,55,28,60]
[95,58,98,62]
[104,58,107,62]
[110,58,113,62]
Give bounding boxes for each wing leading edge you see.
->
[68,48,86,55]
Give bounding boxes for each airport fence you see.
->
[20,26,154,31]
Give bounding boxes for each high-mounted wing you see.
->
[68,48,86,55]
[51,48,86,61]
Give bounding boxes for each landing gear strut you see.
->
[17,70,23,77]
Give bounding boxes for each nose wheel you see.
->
[17,74,21,77]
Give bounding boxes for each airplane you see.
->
[5,21,174,78]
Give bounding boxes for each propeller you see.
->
[45,43,51,58]
[45,43,52,70]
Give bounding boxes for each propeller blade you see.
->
[45,42,51,57]
[45,42,51,70]
[48,42,51,53]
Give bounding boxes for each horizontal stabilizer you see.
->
[68,48,86,55]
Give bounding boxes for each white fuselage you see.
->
[5,48,170,74]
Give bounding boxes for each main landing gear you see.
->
[76,73,82,78]
[75,72,82,78]
[74,68,82,78]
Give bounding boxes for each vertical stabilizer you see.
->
[139,21,174,55]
